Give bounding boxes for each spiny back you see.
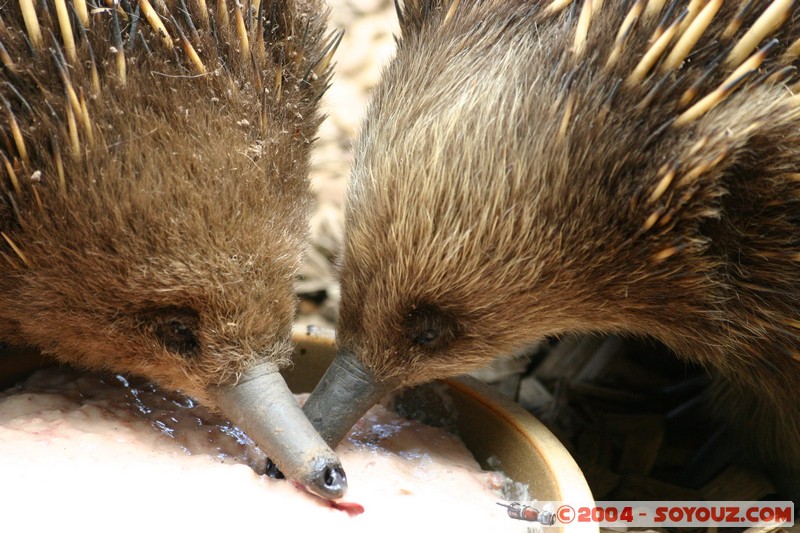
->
[1,0,337,241]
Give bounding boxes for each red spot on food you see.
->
[290,481,365,516]
[327,500,365,517]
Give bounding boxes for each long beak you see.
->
[302,348,394,448]
[214,362,347,499]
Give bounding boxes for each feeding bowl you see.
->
[288,326,597,531]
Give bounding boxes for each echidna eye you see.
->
[414,328,439,346]
[144,306,201,357]
[405,304,458,349]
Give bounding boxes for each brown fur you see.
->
[0,0,333,405]
[338,0,800,489]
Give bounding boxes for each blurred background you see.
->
[296,0,398,329]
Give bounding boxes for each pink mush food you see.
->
[0,367,530,532]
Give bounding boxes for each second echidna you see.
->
[304,0,800,498]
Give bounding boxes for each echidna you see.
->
[303,0,800,497]
[0,0,347,498]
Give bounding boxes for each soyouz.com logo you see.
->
[496,501,794,527]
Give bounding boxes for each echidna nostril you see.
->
[323,466,346,490]
[265,458,285,479]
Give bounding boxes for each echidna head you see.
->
[15,167,308,402]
